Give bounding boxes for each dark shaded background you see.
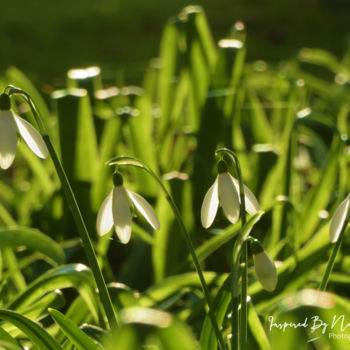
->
[1,0,349,87]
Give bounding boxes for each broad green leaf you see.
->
[195,211,263,264]
[0,327,22,349]
[52,89,98,182]
[200,276,231,350]
[246,92,273,144]
[153,175,191,282]
[298,48,342,74]
[81,324,108,344]
[7,264,100,322]
[53,295,93,344]
[158,21,179,135]
[21,290,65,322]
[298,136,340,242]
[139,272,220,307]
[0,227,65,265]
[248,303,271,350]
[49,308,103,350]
[127,94,158,196]
[0,309,61,350]
[6,67,50,120]
[0,342,23,350]
[91,117,121,210]
[105,307,198,350]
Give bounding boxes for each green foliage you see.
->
[1,5,350,349]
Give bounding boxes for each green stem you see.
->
[231,242,241,350]
[240,244,248,350]
[216,148,248,350]
[319,225,347,291]
[9,88,118,329]
[231,296,240,350]
[107,156,226,350]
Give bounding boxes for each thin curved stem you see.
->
[107,156,226,350]
[8,87,119,329]
[319,225,348,291]
[216,148,248,350]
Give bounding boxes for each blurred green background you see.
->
[1,0,349,87]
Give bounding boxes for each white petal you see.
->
[330,194,350,243]
[96,190,114,236]
[218,172,240,224]
[127,190,160,230]
[232,176,260,215]
[13,114,48,159]
[253,252,277,292]
[201,178,219,228]
[112,186,132,244]
[0,111,17,169]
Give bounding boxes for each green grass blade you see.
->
[248,303,271,350]
[0,227,65,265]
[200,276,231,350]
[7,264,100,322]
[139,272,220,307]
[158,21,179,135]
[52,89,98,182]
[91,117,121,210]
[21,290,65,322]
[127,95,158,195]
[49,308,103,350]
[0,327,22,349]
[5,67,50,119]
[0,309,61,350]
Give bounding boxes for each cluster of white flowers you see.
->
[6,88,348,294]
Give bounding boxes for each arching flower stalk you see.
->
[3,86,118,329]
[105,155,226,350]
[97,172,160,243]
[203,148,260,350]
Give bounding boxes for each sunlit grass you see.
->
[0,5,350,350]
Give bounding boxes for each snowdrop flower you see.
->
[0,93,48,169]
[201,160,260,228]
[251,239,277,292]
[97,172,160,244]
[329,194,350,243]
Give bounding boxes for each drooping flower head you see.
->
[201,160,260,228]
[251,239,277,292]
[329,194,350,243]
[97,172,160,244]
[0,93,48,169]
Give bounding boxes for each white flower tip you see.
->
[113,186,132,244]
[13,114,49,159]
[96,191,114,236]
[218,173,240,225]
[232,177,260,215]
[0,110,17,169]
[0,156,15,170]
[127,190,160,230]
[153,219,161,230]
[329,195,350,243]
[116,225,132,244]
[201,178,219,229]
